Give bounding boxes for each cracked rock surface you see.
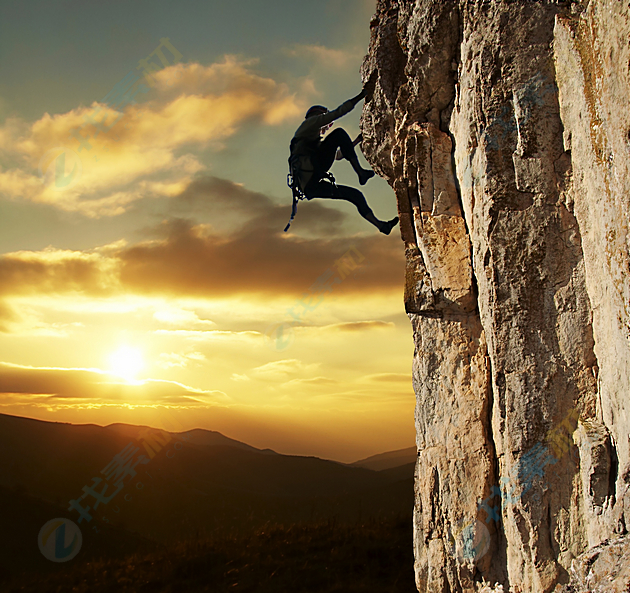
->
[360,1,630,591]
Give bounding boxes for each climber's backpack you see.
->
[284,139,337,233]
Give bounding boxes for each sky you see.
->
[0,0,414,463]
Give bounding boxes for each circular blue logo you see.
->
[447,519,490,562]
[38,518,82,562]
[263,322,295,351]
[38,147,82,191]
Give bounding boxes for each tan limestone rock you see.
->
[360,0,630,591]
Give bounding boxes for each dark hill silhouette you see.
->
[351,446,417,471]
[0,412,413,585]
[376,461,416,482]
[106,422,275,454]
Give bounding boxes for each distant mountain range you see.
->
[351,446,417,471]
[0,412,414,583]
[106,422,275,454]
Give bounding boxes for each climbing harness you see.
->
[284,151,337,232]
[284,153,306,232]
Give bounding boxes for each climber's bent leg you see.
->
[318,128,355,164]
[305,179,382,230]
[314,129,375,186]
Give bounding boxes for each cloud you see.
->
[0,57,305,217]
[169,175,349,236]
[0,362,227,408]
[0,168,44,202]
[153,329,260,342]
[117,176,403,298]
[283,376,338,387]
[230,373,251,382]
[285,44,363,71]
[152,58,303,125]
[152,307,215,328]
[320,320,395,332]
[0,175,404,327]
[0,301,18,332]
[156,351,206,369]
[363,373,412,383]
[117,214,400,297]
[248,359,318,381]
[0,247,120,298]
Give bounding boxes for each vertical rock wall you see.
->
[360,1,630,591]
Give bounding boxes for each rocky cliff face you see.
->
[360,1,630,591]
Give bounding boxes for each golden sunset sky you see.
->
[0,0,414,462]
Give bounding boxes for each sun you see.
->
[108,346,145,382]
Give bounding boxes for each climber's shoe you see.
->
[379,216,399,235]
[358,169,375,186]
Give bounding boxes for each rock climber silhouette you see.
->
[286,74,399,234]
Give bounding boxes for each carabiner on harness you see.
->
[284,173,306,232]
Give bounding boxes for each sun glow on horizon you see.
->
[108,346,145,382]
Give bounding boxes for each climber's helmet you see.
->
[305,105,328,119]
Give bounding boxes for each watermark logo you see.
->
[38,518,82,562]
[448,408,581,562]
[263,321,295,351]
[447,519,490,562]
[38,147,82,190]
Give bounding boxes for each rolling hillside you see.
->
[0,412,414,586]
